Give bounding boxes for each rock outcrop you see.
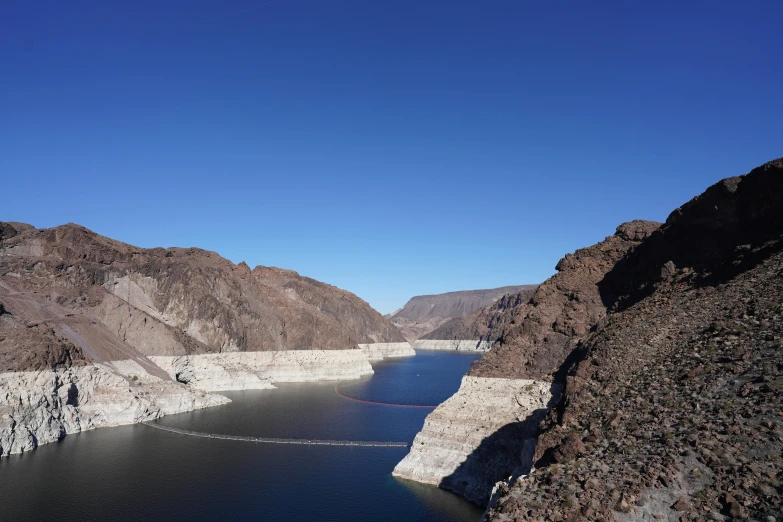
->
[358,342,416,361]
[468,219,660,380]
[394,222,658,506]
[389,286,536,341]
[393,376,559,505]
[0,361,229,457]
[0,222,405,455]
[0,222,404,369]
[412,339,492,352]
[398,161,783,515]
[150,350,374,392]
[477,159,783,520]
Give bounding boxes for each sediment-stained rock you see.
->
[0,220,406,457]
[358,342,415,360]
[412,339,491,352]
[483,159,783,520]
[149,350,374,392]
[0,221,405,370]
[392,376,559,505]
[0,361,229,457]
[394,222,658,504]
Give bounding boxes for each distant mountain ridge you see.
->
[388,285,537,341]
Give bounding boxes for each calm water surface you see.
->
[0,350,483,521]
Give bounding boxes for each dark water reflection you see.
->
[0,350,483,522]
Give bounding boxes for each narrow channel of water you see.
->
[0,350,483,521]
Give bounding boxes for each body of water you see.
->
[0,350,483,521]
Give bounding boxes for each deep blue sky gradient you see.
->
[2,1,781,313]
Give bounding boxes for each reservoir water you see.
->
[0,350,484,521]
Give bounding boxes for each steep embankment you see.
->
[0,223,408,456]
[389,286,535,342]
[486,158,783,520]
[394,220,660,502]
[0,223,404,360]
[398,160,783,517]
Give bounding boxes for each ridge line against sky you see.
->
[1,0,781,314]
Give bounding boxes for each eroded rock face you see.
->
[394,222,660,504]
[602,158,783,311]
[412,339,492,352]
[484,159,783,520]
[0,361,229,457]
[400,161,783,516]
[392,376,559,505]
[0,221,404,456]
[0,222,404,371]
[389,286,537,341]
[419,220,659,368]
[420,288,537,344]
[357,342,416,361]
[468,219,660,380]
[149,350,375,392]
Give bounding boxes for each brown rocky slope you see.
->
[419,285,538,343]
[483,158,783,520]
[0,222,404,372]
[389,285,536,341]
[424,220,660,380]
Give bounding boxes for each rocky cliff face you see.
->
[0,360,229,457]
[400,160,783,520]
[393,221,658,504]
[468,220,660,380]
[480,159,783,520]
[422,220,659,379]
[0,223,404,369]
[149,350,374,392]
[389,286,536,341]
[393,376,559,505]
[0,222,407,455]
[411,339,492,352]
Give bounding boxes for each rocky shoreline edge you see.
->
[1,343,420,457]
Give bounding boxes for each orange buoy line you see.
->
[334,381,438,409]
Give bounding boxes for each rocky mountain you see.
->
[419,222,660,372]
[468,220,660,380]
[0,222,404,372]
[395,221,660,501]
[388,286,535,341]
[485,157,783,520]
[0,222,410,456]
[395,158,783,520]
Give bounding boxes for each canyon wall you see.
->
[149,350,375,392]
[358,342,416,361]
[484,158,783,520]
[0,221,405,455]
[393,376,558,505]
[388,286,536,341]
[0,360,229,457]
[394,220,661,506]
[411,339,491,352]
[0,222,405,369]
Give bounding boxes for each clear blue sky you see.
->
[2,1,781,314]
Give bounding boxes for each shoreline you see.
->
[0,346,411,457]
